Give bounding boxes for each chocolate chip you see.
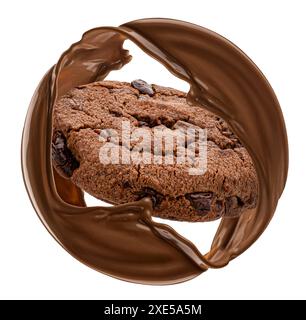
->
[214,200,225,218]
[225,196,244,217]
[186,192,214,214]
[136,187,164,208]
[52,131,79,177]
[131,79,154,96]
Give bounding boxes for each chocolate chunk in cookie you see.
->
[185,192,214,215]
[136,187,164,208]
[131,79,154,96]
[52,131,79,177]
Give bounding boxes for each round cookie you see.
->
[52,80,258,222]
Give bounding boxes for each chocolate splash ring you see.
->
[21,18,288,285]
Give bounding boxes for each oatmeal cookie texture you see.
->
[52,80,258,222]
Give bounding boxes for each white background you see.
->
[0,0,305,300]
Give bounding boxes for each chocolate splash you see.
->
[21,18,288,284]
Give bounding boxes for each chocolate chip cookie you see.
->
[52,80,258,222]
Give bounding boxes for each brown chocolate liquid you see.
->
[21,18,288,284]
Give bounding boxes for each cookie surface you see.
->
[52,80,258,222]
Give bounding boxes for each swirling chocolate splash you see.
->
[21,18,288,284]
